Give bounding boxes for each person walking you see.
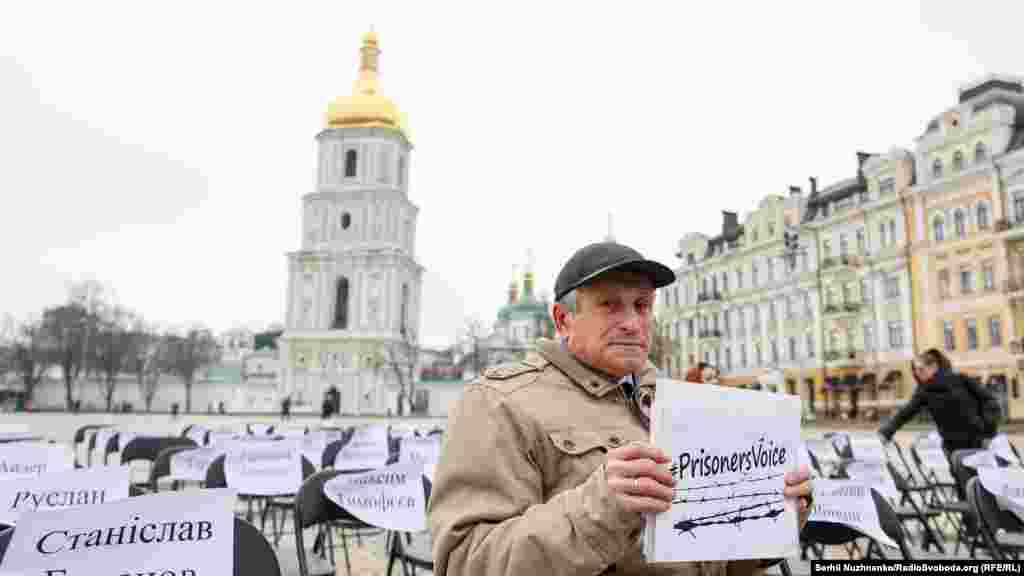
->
[428,241,812,575]
[878,348,1000,459]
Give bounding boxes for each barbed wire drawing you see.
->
[672,473,784,492]
[673,489,783,505]
[673,499,786,538]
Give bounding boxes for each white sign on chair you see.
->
[169,447,227,483]
[224,440,302,496]
[849,435,886,463]
[844,461,900,502]
[0,443,73,480]
[806,480,898,548]
[0,489,236,576]
[323,462,427,532]
[0,465,131,525]
[301,431,343,471]
[334,425,390,471]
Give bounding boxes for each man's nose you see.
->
[619,309,644,332]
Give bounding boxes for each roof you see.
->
[497,299,549,321]
[801,175,867,224]
[201,364,244,385]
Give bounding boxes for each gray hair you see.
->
[556,290,577,314]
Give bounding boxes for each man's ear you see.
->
[552,304,571,336]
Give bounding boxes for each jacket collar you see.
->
[534,338,655,398]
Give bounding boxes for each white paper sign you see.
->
[989,435,1019,467]
[916,432,943,451]
[844,461,900,502]
[399,436,441,467]
[185,425,210,446]
[249,423,274,436]
[917,448,954,484]
[0,443,73,480]
[0,488,236,576]
[797,442,814,477]
[208,432,242,449]
[849,435,886,463]
[978,467,1024,523]
[806,480,898,548]
[323,462,427,532]
[963,451,999,470]
[0,465,131,526]
[0,424,40,444]
[644,380,801,562]
[224,440,302,496]
[335,425,390,471]
[169,447,227,483]
[829,434,851,457]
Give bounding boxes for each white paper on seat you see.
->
[224,439,302,496]
[844,461,900,502]
[0,488,236,576]
[806,480,898,548]
[399,436,442,466]
[963,451,998,470]
[849,435,886,463]
[989,435,1020,467]
[335,424,390,471]
[977,466,1024,523]
[0,443,73,480]
[0,465,131,525]
[323,462,427,532]
[169,447,227,483]
[301,430,343,470]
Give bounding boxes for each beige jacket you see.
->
[429,339,799,575]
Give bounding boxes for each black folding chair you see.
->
[385,475,434,575]
[800,486,915,560]
[122,436,198,493]
[150,445,199,493]
[967,476,1024,560]
[72,424,108,468]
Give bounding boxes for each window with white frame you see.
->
[788,337,797,361]
[864,322,874,351]
[967,319,978,350]
[933,158,944,179]
[879,178,895,195]
[978,203,991,230]
[983,262,995,291]
[736,269,744,290]
[1015,192,1024,224]
[840,234,848,256]
[961,268,974,294]
[939,269,951,298]
[766,258,774,283]
[955,210,967,239]
[856,229,865,253]
[976,141,988,163]
[879,221,888,247]
[944,321,955,351]
[933,216,945,242]
[806,333,815,358]
[884,275,900,299]
[752,263,759,287]
[771,341,779,363]
[860,278,871,302]
[804,292,813,316]
[990,316,1003,347]
[755,345,763,366]
[953,149,964,172]
[889,219,896,244]
[888,321,904,349]
[740,343,748,367]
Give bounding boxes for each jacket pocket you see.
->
[546,428,637,493]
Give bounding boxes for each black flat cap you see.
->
[554,242,676,301]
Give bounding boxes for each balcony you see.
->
[824,349,864,367]
[697,291,724,304]
[1012,340,1024,355]
[698,330,723,342]
[822,254,860,274]
[824,301,862,318]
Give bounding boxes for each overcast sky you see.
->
[2,1,1022,348]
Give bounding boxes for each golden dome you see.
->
[325,30,407,137]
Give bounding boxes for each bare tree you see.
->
[13,320,52,406]
[39,303,92,411]
[0,314,16,386]
[94,307,134,412]
[128,319,163,412]
[648,315,674,374]
[377,328,420,416]
[165,328,220,413]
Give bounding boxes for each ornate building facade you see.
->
[907,75,1024,418]
[279,31,424,414]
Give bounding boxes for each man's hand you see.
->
[605,443,676,514]
[785,465,813,518]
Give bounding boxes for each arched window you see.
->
[400,284,409,336]
[889,219,896,244]
[344,149,358,178]
[932,158,943,179]
[933,217,945,242]
[398,156,405,187]
[953,150,964,172]
[752,263,759,286]
[954,210,966,238]
[333,276,349,330]
[976,142,988,163]
[978,203,991,230]
[341,212,351,230]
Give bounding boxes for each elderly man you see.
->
[429,242,812,575]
